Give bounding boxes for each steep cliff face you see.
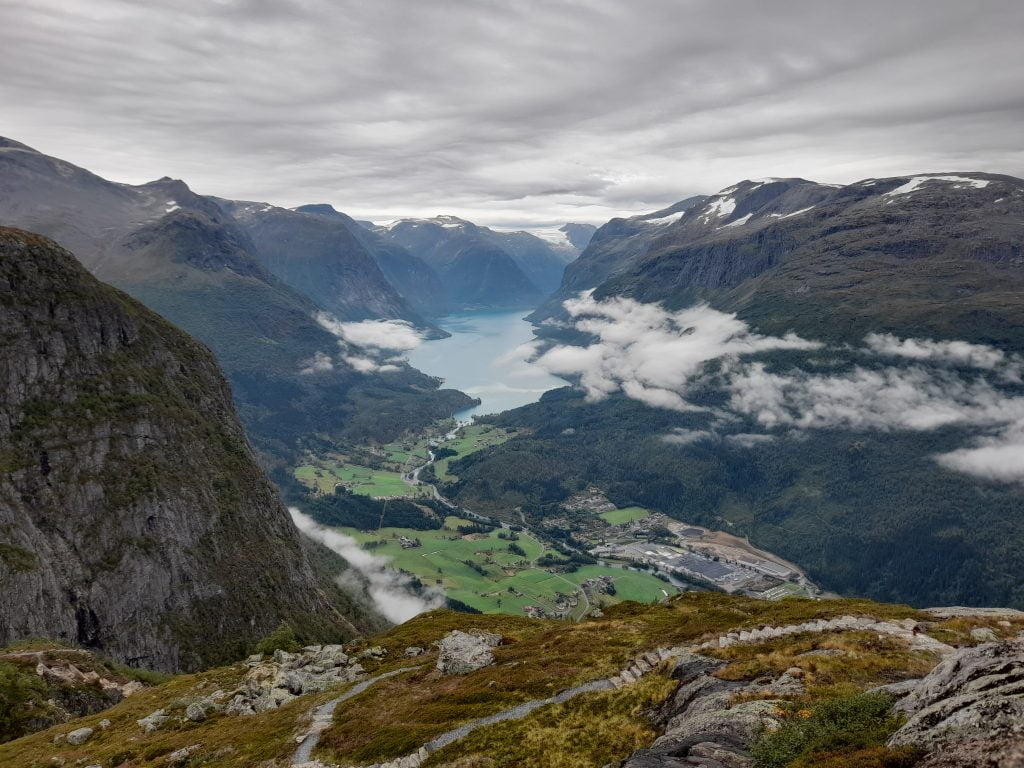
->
[0,227,379,673]
[374,217,546,310]
[294,204,452,318]
[529,196,707,322]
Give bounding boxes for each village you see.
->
[551,488,821,601]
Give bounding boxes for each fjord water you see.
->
[408,310,567,419]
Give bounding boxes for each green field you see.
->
[434,424,517,482]
[293,421,515,500]
[294,460,428,498]
[340,516,676,618]
[379,431,438,472]
[599,506,651,525]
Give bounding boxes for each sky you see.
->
[2,0,1023,228]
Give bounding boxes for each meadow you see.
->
[599,506,650,525]
[294,461,429,498]
[341,516,675,617]
[433,424,516,482]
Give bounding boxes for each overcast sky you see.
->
[3,0,1022,228]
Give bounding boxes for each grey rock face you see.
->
[0,228,359,672]
[889,635,1024,761]
[436,630,502,675]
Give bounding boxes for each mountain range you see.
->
[371,215,587,310]
[3,134,1024,767]
[535,174,1024,347]
[0,138,476,462]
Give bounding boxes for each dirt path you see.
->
[292,667,413,765]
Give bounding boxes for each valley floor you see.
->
[292,419,820,619]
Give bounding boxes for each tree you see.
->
[254,621,302,656]
[0,662,50,742]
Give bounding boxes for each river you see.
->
[408,309,568,419]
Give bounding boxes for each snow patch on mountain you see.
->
[721,213,752,228]
[644,210,688,226]
[884,175,990,198]
[703,195,737,220]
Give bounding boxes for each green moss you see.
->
[0,543,37,572]
[751,692,908,768]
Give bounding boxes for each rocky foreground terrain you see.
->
[2,593,1021,768]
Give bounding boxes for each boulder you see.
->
[165,744,201,765]
[66,727,94,745]
[137,709,169,733]
[435,630,502,675]
[405,646,425,657]
[185,702,208,722]
[669,651,726,683]
[970,627,998,643]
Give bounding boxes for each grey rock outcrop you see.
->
[888,635,1024,764]
[619,651,793,767]
[436,630,502,675]
[225,644,366,716]
[165,744,201,765]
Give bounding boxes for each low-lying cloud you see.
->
[299,350,334,375]
[311,312,424,374]
[541,293,1024,482]
[864,332,1020,378]
[318,314,424,352]
[535,292,819,411]
[935,427,1024,483]
[728,364,1024,432]
[289,508,444,623]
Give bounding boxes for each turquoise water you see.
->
[408,310,567,419]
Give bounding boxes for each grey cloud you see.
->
[1,0,1022,227]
